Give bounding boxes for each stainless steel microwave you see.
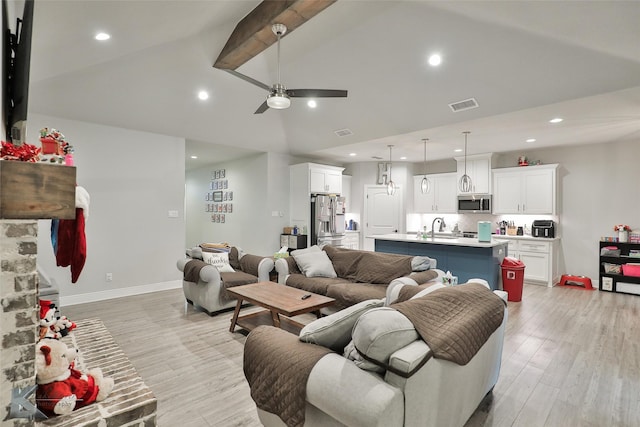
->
[457,195,491,213]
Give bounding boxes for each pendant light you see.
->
[386,145,396,195]
[459,131,473,193]
[420,138,430,194]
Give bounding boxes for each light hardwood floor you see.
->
[63,284,640,427]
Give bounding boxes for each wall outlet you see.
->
[105,273,113,282]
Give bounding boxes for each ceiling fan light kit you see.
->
[223,23,347,114]
[459,131,473,193]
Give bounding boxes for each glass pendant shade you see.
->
[458,131,473,193]
[386,145,396,195]
[420,138,430,194]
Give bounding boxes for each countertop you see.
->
[492,234,560,241]
[372,233,508,248]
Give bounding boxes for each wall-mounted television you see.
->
[3,0,34,145]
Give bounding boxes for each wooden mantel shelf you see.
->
[0,161,76,219]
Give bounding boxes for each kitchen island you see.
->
[374,234,508,290]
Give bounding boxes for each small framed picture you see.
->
[222,204,227,213]
[223,192,228,201]
[228,191,233,201]
[205,193,210,201]
[227,203,232,213]
[214,214,220,223]
[209,181,214,190]
[221,169,225,178]
[211,214,215,222]
[212,191,223,202]
[221,214,225,223]
[215,170,220,179]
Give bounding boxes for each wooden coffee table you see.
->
[227,282,335,334]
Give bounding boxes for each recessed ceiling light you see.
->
[307,100,317,108]
[349,153,357,157]
[549,117,563,124]
[428,53,442,67]
[400,156,407,160]
[95,32,110,41]
[190,155,198,159]
[526,138,536,143]
[454,148,463,153]
[198,91,209,101]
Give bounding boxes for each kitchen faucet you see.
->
[431,217,446,237]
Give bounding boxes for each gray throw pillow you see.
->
[299,299,384,351]
[293,250,337,278]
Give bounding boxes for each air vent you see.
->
[449,98,479,112]
[371,156,383,160]
[334,128,353,137]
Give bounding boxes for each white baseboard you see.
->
[60,280,182,307]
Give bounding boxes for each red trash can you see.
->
[501,257,525,302]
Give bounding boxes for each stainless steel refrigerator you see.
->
[310,194,346,247]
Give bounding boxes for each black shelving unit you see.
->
[599,241,640,294]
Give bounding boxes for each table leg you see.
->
[270,310,281,328]
[229,299,244,332]
[313,310,322,319]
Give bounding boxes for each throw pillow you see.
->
[346,307,418,372]
[299,299,384,352]
[291,245,321,257]
[202,252,235,273]
[411,256,436,271]
[292,251,337,278]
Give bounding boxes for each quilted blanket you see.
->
[392,283,505,365]
[183,259,206,283]
[244,326,332,427]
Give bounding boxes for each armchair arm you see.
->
[306,354,404,427]
[239,254,274,281]
[274,258,290,284]
[176,258,221,284]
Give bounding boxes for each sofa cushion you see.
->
[299,299,384,352]
[293,250,337,278]
[354,252,412,284]
[285,274,347,295]
[326,282,388,310]
[202,252,235,272]
[323,245,366,281]
[220,271,259,288]
[346,307,418,373]
[229,247,241,270]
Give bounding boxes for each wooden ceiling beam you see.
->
[213,0,337,70]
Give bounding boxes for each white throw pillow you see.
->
[202,252,235,273]
[299,299,384,351]
[292,250,337,278]
[291,245,321,257]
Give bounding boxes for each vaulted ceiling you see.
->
[28,1,640,170]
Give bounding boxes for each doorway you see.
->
[362,185,403,251]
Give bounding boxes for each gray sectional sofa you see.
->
[275,245,442,311]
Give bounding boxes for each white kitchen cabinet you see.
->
[455,153,493,195]
[413,173,457,213]
[309,165,343,194]
[502,237,560,287]
[492,164,558,215]
[343,232,360,250]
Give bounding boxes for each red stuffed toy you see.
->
[35,339,114,416]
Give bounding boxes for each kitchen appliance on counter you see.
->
[477,221,492,242]
[532,220,555,238]
[311,194,346,247]
[457,195,491,213]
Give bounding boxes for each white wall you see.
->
[30,114,186,305]
[186,152,290,256]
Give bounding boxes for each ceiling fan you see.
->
[225,23,348,114]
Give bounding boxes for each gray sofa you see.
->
[247,281,509,427]
[177,246,274,315]
[274,245,441,311]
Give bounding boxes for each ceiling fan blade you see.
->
[224,69,271,92]
[254,100,270,114]
[286,89,348,98]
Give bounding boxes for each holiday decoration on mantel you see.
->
[40,128,75,165]
[0,140,41,162]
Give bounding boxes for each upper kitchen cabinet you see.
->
[492,164,558,215]
[291,163,344,195]
[413,173,457,213]
[454,153,493,195]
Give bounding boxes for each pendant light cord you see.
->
[276,31,281,85]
